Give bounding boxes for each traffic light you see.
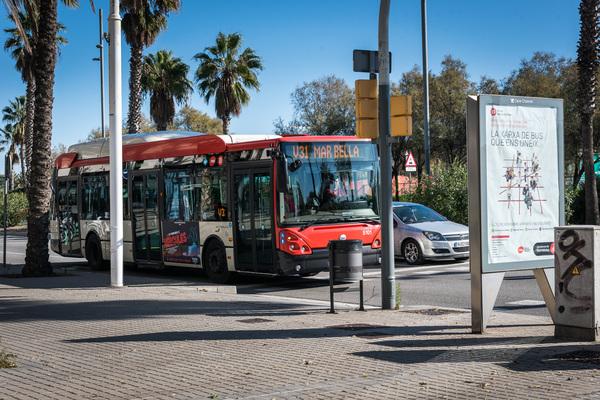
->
[355,79,413,138]
[390,95,412,137]
[355,79,378,138]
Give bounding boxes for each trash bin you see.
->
[328,239,363,283]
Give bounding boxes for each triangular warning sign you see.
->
[405,152,417,168]
[572,265,581,276]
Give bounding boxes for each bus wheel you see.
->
[86,234,106,270]
[204,242,232,284]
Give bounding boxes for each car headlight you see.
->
[423,231,445,241]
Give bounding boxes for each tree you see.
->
[141,50,192,131]
[393,66,425,179]
[122,0,180,133]
[194,32,262,134]
[274,75,355,136]
[429,56,475,164]
[4,8,67,187]
[577,0,600,224]
[477,75,501,94]
[174,106,222,134]
[0,124,19,190]
[2,96,26,180]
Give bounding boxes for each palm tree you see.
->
[4,10,67,185]
[0,124,20,191]
[194,32,263,134]
[577,0,600,224]
[122,0,181,133]
[2,96,26,180]
[141,50,192,131]
[2,0,92,277]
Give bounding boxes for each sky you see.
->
[0,0,580,169]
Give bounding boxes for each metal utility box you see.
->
[554,226,600,341]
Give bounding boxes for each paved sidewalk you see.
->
[1,270,600,399]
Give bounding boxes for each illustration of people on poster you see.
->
[485,104,559,265]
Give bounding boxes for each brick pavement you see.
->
[1,270,600,399]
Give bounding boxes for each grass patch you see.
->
[0,349,16,368]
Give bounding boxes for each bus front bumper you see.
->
[277,246,382,276]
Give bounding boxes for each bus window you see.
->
[197,168,228,221]
[164,169,194,221]
[81,174,109,220]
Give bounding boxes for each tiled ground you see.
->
[1,270,600,399]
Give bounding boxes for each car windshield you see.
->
[393,204,446,224]
[279,142,379,225]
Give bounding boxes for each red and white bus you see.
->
[51,132,382,282]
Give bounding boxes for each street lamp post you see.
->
[378,0,396,310]
[92,8,106,139]
[108,0,123,287]
[421,0,431,175]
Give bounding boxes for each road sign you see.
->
[353,49,392,73]
[405,151,417,172]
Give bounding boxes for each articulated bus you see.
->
[51,132,382,282]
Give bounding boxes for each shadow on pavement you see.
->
[0,298,324,321]
[66,324,462,343]
[353,340,600,372]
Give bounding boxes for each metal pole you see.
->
[108,0,123,287]
[421,0,431,175]
[98,8,106,139]
[3,155,8,272]
[378,0,395,310]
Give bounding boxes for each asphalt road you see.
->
[1,233,549,317]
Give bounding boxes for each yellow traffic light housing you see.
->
[355,79,378,138]
[355,80,412,138]
[390,95,412,137]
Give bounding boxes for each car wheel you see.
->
[402,239,423,265]
[204,241,232,284]
[86,234,106,270]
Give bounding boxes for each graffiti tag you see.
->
[557,229,592,301]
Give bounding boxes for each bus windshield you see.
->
[279,142,379,226]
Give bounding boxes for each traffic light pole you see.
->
[378,0,396,310]
[421,0,431,175]
[108,0,123,287]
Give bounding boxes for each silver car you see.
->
[393,201,469,265]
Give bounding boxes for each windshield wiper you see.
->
[298,215,349,231]
[350,216,380,224]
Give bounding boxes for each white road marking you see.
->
[505,300,546,306]
[362,262,469,278]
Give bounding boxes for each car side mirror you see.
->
[393,219,398,228]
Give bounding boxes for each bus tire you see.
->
[86,234,106,270]
[203,241,232,284]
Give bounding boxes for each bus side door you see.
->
[56,177,81,256]
[232,167,274,272]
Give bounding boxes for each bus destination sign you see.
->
[283,142,375,161]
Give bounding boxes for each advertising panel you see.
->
[162,221,200,264]
[478,96,564,272]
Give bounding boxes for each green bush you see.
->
[399,161,468,225]
[0,191,28,227]
[565,184,583,224]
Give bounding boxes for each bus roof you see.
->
[55,131,372,169]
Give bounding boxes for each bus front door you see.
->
[56,178,81,256]
[131,172,162,263]
[233,169,274,272]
